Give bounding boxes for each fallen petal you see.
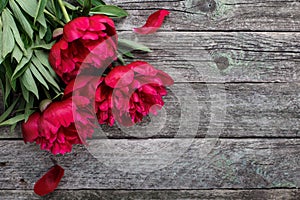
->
[34,165,64,196]
[133,10,170,34]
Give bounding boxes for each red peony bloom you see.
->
[49,15,118,84]
[63,61,173,126]
[104,61,174,126]
[64,76,115,126]
[22,96,95,155]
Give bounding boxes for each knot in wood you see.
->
[186,0,217,13]
[214,56,229,70]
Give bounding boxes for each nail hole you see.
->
[19,178,26,184]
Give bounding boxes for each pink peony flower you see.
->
[49,15,117,84]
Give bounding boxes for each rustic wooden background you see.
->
[1,0,300,199]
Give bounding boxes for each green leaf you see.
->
[90,5,129,18]
[20,82,29,102]
[0,96,20,123]
[0,0,8,14]
[15,0,37,17]
[77,0,106,6]
[34,0,48,24]
[4,76,12,106]
[1,9,15,58]
[30,63,49,90]
[82,0,92,16]
[117,53,125,65]
[34,50,57,78]
[11,45,23,63]
[24,95,34,122]
[0,114,25,126]
[32,41,55,50]
[32,55,60,90]
[118,48,134,58]
[21,68,39,99]
[9,0,34,39]
[0,22,2,63]
[11,49,33,81]
[118,39,152,52]
[4,7,25,52]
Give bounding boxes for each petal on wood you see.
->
[34,165,65,196]
[133,10,170,34]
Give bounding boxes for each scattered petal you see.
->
[34,165,64,196]
[133,10,170,34]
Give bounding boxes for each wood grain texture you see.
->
[105,0,300,31]
[0,189,299,200]
[117,31,300,83]
[0,139,299,190]
[1,83,300,139]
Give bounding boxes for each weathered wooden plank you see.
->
[0,139,298,189]
[1,83,300,139]
[0,189,299,200]
[117,31,300,83]
[105,0,300,31]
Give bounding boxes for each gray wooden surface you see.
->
[1,0,299,199]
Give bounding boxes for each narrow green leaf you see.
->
[12,45,23,63]
[11,50,33,81]
[0,96,20,123]
[0,22,2,63]
[82,0,92,16]
[4,8,25,51]
[0,0,9,14]
[4,76,12,106]
[117,53,125,65]
[77,0,105,6]
[15,0,37,17]
[9,0,34,39]
[30,63,49,90]
[20,82,29,102]
[34,50,57,78]
[1,9,15,58]
[32,55,60,90]
[92,0,106,6]
[39,23,47,39]
[3,61,16,91]
[34,0,47,24]
[21,69,39,99]
[90,5,129,18]
[32,41,55,50]
[118,48,135,58]
[118,39,152,52]
[24,95,34,122]
[0,114,25,126]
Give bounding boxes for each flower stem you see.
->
[58,0,71,23]
[44,10,65,26]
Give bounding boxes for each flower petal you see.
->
[63,17,89,42]
[128,61,158,76]
[22,112,40,143]
[133,10,170,34]
[157,70,174,86]
[105,66,134,88]
[34,165,64,196]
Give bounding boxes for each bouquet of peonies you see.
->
[0,0,172,196]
